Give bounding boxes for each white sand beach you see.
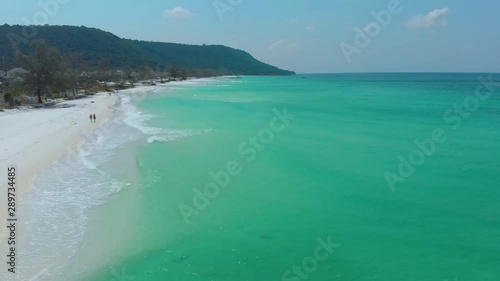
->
[0,85,162,280]
[0,92,118,246]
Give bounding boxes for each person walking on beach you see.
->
[89,114,93,123]
[93,113,96,123]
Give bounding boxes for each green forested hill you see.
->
[0,24,295,75]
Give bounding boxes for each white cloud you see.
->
[163,7,195,19]
[269,39,298,51]
[406,8,450,29]
[304,25,315,33]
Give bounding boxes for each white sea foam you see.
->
[19,174,129,281]
[121,95,164,136]
[121,93,213,144]
[167,78,217,86]
[29,268,50,281]
[13,107,136,281]
[147,128,212,143]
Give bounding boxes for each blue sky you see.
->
[2,0,500,73]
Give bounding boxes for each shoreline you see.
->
[0,90,125,248]
[0,85,163,280]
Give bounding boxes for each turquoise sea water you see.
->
[15,74,500,281]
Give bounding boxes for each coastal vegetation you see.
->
[0,24,294,107]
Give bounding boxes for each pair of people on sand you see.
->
[89,113,97,123]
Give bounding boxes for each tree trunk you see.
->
[37,85,42,103]
[36,75,43,103]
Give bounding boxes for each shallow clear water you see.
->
[15,74,500,281]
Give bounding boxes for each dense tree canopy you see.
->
[0,24,295,76]
[16,40,62,103]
